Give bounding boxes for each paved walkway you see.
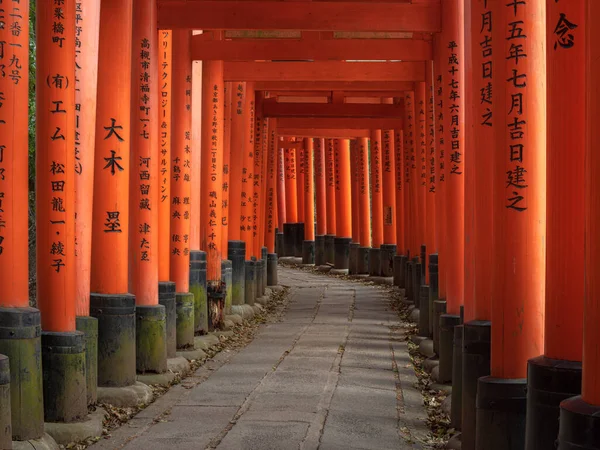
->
[91,267,430,450]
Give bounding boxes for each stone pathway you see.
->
[90,267,430,450]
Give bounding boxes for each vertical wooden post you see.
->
[325,138,337,264]
[222,83,233,255]
[403,91,416,258]
[296,140,306,226]
[265,120,278,254]
[200,60,225,285]
[190,46,201,254]
[158,31,172,282]
[394,129,405,255]
[315,138,327,266]
[333,139,352,272]
[370,130,384,249]
[477,0,547,446]
[277,144,287,227]
[228,82,245,243]
[75,0,101,317]
[241,83,256,259]
[302,138,315,264]
[425,62,437,266]
[357,137,371,274]
[382,122,396,245]
[527,1,584,448]
[284,142,299,257]
[351,140,360,245]
[415,82,427,257]
[253,93,265,259]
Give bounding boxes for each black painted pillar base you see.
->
[175,293,195,349]
[158,282,177,358]
[418,285,430,337]
[228,241,246,307]
[349,242,360,274]
[0,354,10,448]
[283,223,297,257]
[135,305,167,374]
[90,294,136,388]
[476,377,527,450]
[76,315,98,406]
[255,258,265,300]
[411,262,422,305]
[245,260,257,306]
[420,244,427,282]
[189,250,208,334]
[0,307,44,441]
[451,324,463,430]
[393,255,407,288]
[334,237,352,270]
[380,244,396,277]
[275,232,284,257]
[325,234,336,265]
[261,247,268,295]
[558,395,600,449]
[526,356,582,450]
[221,259,233,314]
[295,223,305,257]
[405,260,414,301]
[428,254,439,334]
[438,313,460,382]
[462,320,491,450]
[41,331,87,423]
[432,299,446,356]
[357,247,371,274]
[207,282,226,331]
[315,235,326,266]
[369,248,381,276]
[302,240,315,265]
[267,253,278,286]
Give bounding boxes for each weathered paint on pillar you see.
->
[221,82,233,254]
[490,0,546,379]
[357,138,371,248]
[130,0,159,306]
[265,120,278,253]
[304,138,315,241]
[370,130,384,249]
[241,83,256,259]
[277,143,287,227]
[326,139,337,236]
[0,0,29,308]
[74,0,101,315]
[296,139,306,224]
[200,60,225,283]
[415,82,427,250]
[443,0,465,316]
[228,82,246,242]
[351,141,360,243]
[315,138,327,236]
[284,145,298,223]
[158,30,172,282]
[92,0,133,295]
[169,29,192,292]
[394,129,405,254]
[434,34,447,300]
[425,62,437,257]
[335,139,352,239]
[403,92,416,257]
[37,0,77,331]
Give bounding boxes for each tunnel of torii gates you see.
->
[0,0,599,449]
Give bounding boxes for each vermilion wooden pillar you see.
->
[325,138,337,264]
[403,92,416,259]
[314,138,327,266]
[528,2,584,448]
[190,48,201,253]
[477,0,546,446]
[394,129,405,255]
[425,62,437,268]
[200,60,225,286]
[382,127,397,246]
[369,130,383,276]
[462,1,494,447]
[558,4,600,447]
[265,120,278,254]
[302,138,316,264]
[228,82,245,243]
[296,140,306,227]
[253,92,266,259]
[415,82,427,258]
[333,139,352,272]
[158,30,172,283]
[283,141,300,257]
[241,83,256,259]
[277,144,287,227]
[222,83,233,255]
[349,140,361,274]
[357,137,371,274]
[75,0,101,317]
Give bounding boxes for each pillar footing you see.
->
[302,240,315,265]
[438,313,460,383]
[90,293,136,388]
[325,234,336,265]
[418,285,430,338]
[450,324,463,430]
[96,381,153,408]
[432,299,446,356]
[228,241,246,307]
[315,235,326,266]
[393,254,407,288]
[221,260,233,314]
[175,293,195,349]
[527,355,582,450]
[267,253,279,286]
[207,282,226,331]
[349,242,360,274]
[41,331,87,423]
[369,248,381,276]
[44,407,105,446]
[190,250,208,334]
[462,320,491,450]
[0,354,10,448]
[275,232,284,257]
[334,237,351,270]
[380,244,396,277]
[261,247,268,295]
[135,305,167,374]
[558,395,600,449]
[357,247,371,274]
[476,377,527,450]
[76,315,98,406]
[245,260,257,306]
[158,282,177,358]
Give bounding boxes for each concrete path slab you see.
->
[89,267,430,450]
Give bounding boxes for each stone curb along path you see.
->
[88,267,432,450]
